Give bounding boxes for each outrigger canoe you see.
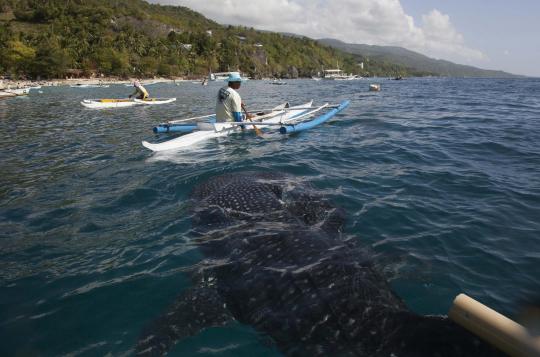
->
[81,97,176,109]
[142,100,349,152]
[1,87,40,98]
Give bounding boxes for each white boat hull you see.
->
[142,101,313,152]
[134,98,176,105]
[323,76,357,80]
[81,98,176,109]
[81,99,138,108]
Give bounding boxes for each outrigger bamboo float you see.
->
[80,97,176,109]
[142,100,349,152]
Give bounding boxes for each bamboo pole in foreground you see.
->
[449,294,540,357]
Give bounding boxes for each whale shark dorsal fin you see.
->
[320,207,346,235]
[136,286,233,356]
[285,191,346,235]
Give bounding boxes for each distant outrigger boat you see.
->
[269,79,287,85]
[81,97,176,109]
[322,69,358,81]
[208,71,248,81]
[208,72,231,81]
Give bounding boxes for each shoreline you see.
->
[0,76,292,90]
[0,77,180,90]
[2,76,534,91]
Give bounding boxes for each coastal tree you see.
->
[31,38,71,78]
[3,40,36,76]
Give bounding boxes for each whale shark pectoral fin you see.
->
[136,286,233,356]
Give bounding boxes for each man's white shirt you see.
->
[216,86,242,122]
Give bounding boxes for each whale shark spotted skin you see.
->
[136,171,504,356]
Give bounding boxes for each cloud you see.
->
[151,0,484,63]
[420,10,484,61]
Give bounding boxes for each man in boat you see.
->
[129,80,149,100]
[215,72,253,123]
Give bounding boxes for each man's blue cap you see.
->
[225,72,244,82]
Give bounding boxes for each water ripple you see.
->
[1,78,539,355]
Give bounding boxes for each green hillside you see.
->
[0,0,417,79]
[1,1,519,79]
[318,38,521,78]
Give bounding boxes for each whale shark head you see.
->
[136,171,504,356]
[190,171,345,237]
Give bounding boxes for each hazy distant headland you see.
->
[0,0,520,80]
[317,39,522,79]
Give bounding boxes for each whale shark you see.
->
[136,171,504,356]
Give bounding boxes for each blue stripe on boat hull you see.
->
[153,124,197,133]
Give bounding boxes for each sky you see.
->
[151,0,540,76]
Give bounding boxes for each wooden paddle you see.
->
[241,103,263,137]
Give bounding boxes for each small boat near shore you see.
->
[81,97,176,109]
[0,91,16,98]
[143,99,349,152]
[2,87,30,96]
[0,86,36,97]
[269,79,287,85]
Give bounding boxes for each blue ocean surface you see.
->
[0,78,539,356]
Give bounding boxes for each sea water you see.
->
[0,78,539,356]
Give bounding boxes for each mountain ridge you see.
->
[317,38,522,78]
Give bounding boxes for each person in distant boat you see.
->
[129,81,149,100]
[215,72,253,123]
